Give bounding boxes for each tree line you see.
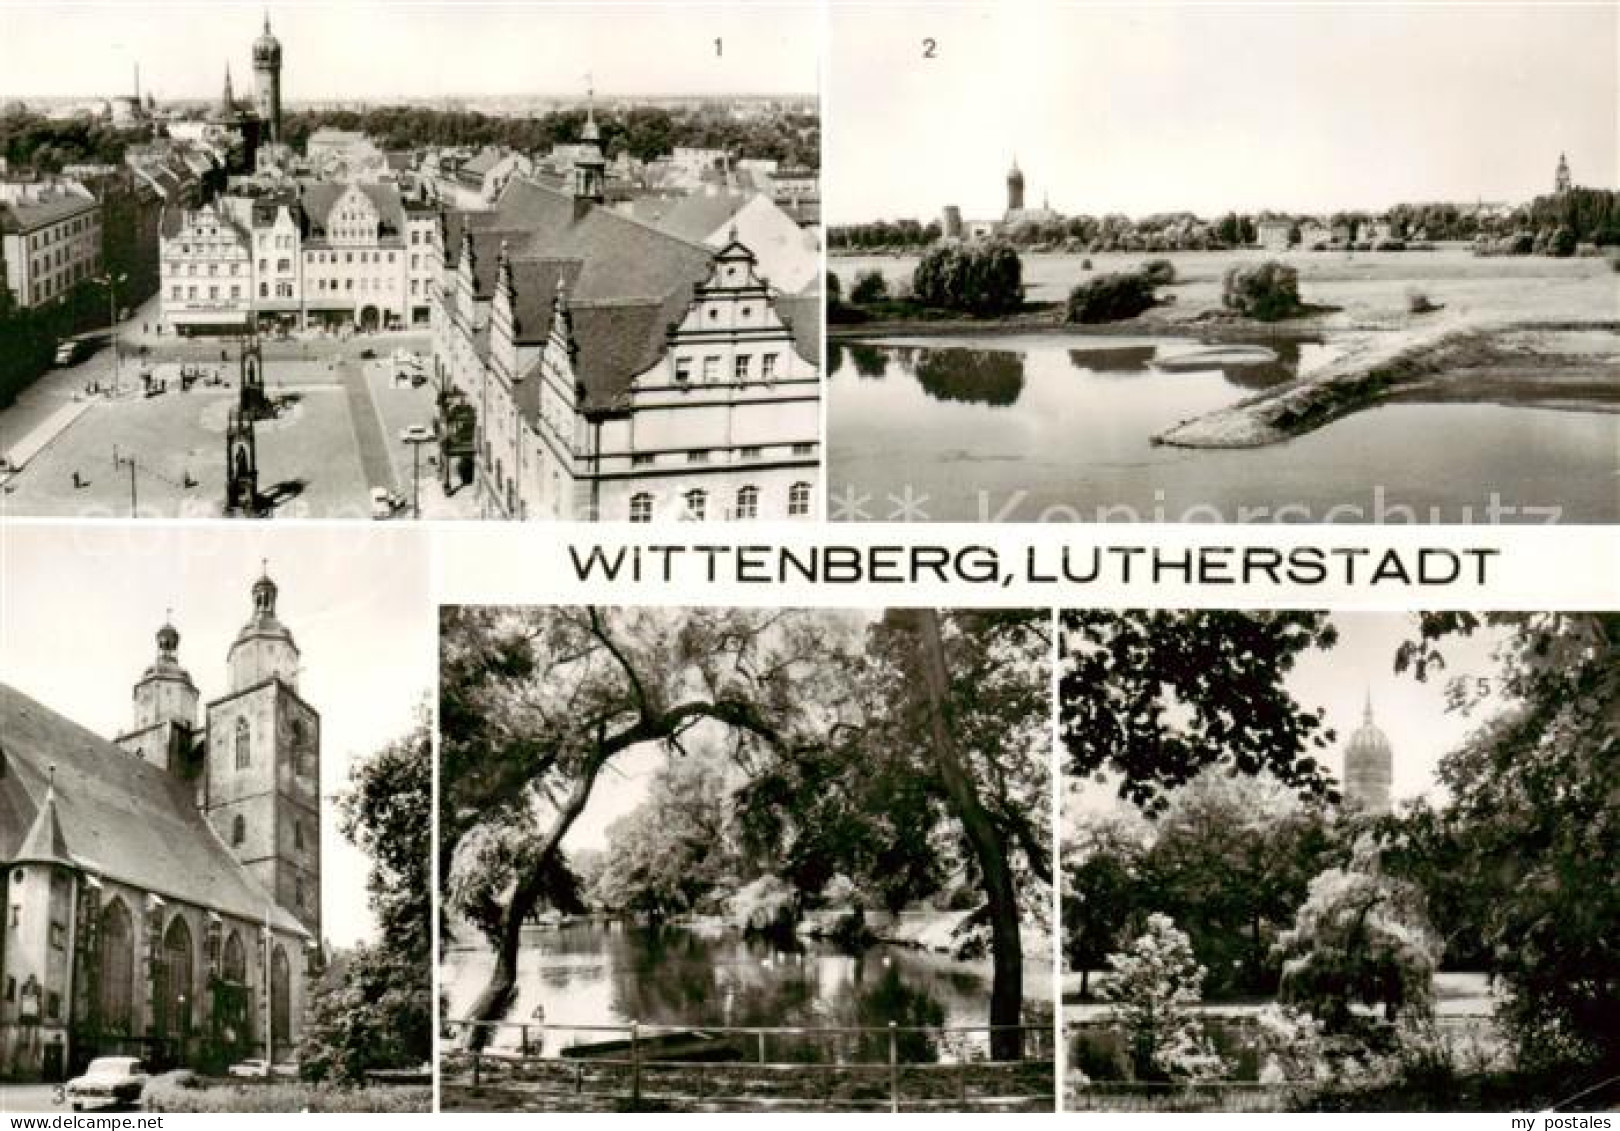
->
[282,106,820,170]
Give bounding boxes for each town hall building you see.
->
[432,107,822,522]
[0,570,319,1081]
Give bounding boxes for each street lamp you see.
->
[95,272,127,395]
[403,430,434,519]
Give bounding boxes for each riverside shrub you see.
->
[1222,261,1303,320]
[1067,271,1157,323]
[910,239,1024,315]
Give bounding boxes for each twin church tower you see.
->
[117,569,321,941]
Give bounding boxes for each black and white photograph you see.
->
[826,4,1620,523]
[437,606,1055,1111]
[1057,610,1619,1111]
[0,3,822,521]
[0,525,433,1112]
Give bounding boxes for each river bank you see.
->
[831,249,1620,449]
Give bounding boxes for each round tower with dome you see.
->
[252,12,283,144]
[1343,692,1394,814]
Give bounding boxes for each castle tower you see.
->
[252,12,283,145]
[1556,152,1572,195]
[1343,692,1393,815]
[1006,157,1025,213]
[205,568,322,940]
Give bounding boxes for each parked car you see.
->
[226,1058,270,1078]
[54,339,87,366]
[399,424,434,444]
[371,486,396,520]
[271,1062,300,1079]
[65,1056,148,1110]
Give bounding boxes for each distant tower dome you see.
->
[1343,692,1393,814]
[253,11,283,144]
[253,12,283,66]
[1006,157,1025,213]
[1555,152,1572,194]
[228,563,300,691]
[133,614,199,732]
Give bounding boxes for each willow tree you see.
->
[439,606,852,1027]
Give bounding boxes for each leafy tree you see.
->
[1062,818,1144,998]
[1066,271,1157,323]
[849,268,889,305]
[1059,611,1341,815]
[440,606,849,1027]
[1101,913,1226,1081]
[1395,613,1620,1072]
[910,240,1024,315]
[1222,261,1303,320]
[1275,838,1441,1032]
[300,709,433,1081]
[592,747,740,918]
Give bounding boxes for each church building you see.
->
[1342,694,1394,815]
[0,570,318,1082]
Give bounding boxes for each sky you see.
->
[0,1,819,102]
[0,523,432,948]
[828,3,1619,222]
[1067,611,1509,820]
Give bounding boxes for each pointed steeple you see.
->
[16,766,73,867]
[220,64,236,117]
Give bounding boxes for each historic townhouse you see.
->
[159,183,438,334]
[0,188,103,310]
[431,119,821,522]
[0,572,317,1081]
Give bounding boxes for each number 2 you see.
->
[922,37,937,59]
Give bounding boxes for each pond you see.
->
[827,336,1620,523]
[442,920,1054,1064]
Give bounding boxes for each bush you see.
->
[1222,261,1303,321]
[1549,225,1578,258]
[1406,288,1438,315]
[849,268,889,305]
[910,239,1024,315]
[144,1079,431,1113]
[1067,272,1157,324]
[1101,913,1228,1082]
[1139,258,1176,286]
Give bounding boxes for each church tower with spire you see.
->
[1556,152,1572,195]
[203,567,322,940]
[116,617,202,776]
[1343,692,1394,814]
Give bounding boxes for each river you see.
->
[442,920,1054,1063]
[827,335,1620,523]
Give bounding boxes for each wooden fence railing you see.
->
[440,1019,1056,1111]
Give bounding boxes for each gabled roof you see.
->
[0,683,307,937]
[616,191,749,244]
[300,182,405,236]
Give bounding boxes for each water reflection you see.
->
[445,922,1036,1063]
[826,334,1620,522]
[913,348,1025,407]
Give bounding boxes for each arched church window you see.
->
[232,814,245,846]
[98,899,135,1035]
[235,718,250,769]
[270,945,291,1051]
